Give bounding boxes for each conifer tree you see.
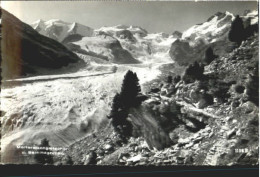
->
[204,47,216,65]
[246,62,259,106]
[228,15,245,45]
[34,138,53,165]
[108,70,142,140]
[120,70,141,108]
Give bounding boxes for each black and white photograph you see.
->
[0,0,259,169]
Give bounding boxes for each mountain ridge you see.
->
[1,8,83,79]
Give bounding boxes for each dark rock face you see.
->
[62,34,84,44]
[129,105,173,150]
[169,38,235,66]
[107,39,140,64]
[1,9,81,79]
[172,31,182,38]
[169,39,202,66]
[115,30,136,42]
[64,33,140,64]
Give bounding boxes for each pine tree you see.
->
[246,62,259,106]
[108,70,142,140]
[167,76,173,84]
[34,138,53,165]
[107,93,122,119]
[228,15,245,45]
[173,75,181,84]
[204,47,216,65]
[120,70,141,108]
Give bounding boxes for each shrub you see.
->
[234,84,245,94]
[65,156,73,165]
[173,75,181,84]
[210,82,231,103]
[182,61,205,83]
[167,75,173,84]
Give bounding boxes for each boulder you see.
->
[103,144,114,152]
[83,151,97,165]
[226,128,236,139]
[126,154,144,163]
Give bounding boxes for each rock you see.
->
[126,154,144,163]
[118,159,126,164]
[231,100,240,110]
[194,136,203,144]
[226,116,233,121]
[160,90,167,96]
[172,31,182,38]
[177,157,185,164]
[208,132,214,138]
[197,94,214,109]
[178,138,190,145]
[145,98,161,105]
[103,144,113,151]
[96,149,105,156]
[184,156,194,164]
[83,151,97,165]
[150,88,160,93]
[90,147,97,151]
[138,161,148,165]
[236,129,242,136]
[163,159,172,164]
[129,143,138,147]
[242,101,258,114]
[227,128,236,139]
[118,152,130,159]
[185,142,194,148]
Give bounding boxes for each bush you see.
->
[167,75,173,84]
[182,61,205,83]
[234,84,245,94]
[65,156,73,165]
[173,75,181,84]
[210,82,231,103]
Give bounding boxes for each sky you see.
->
[1,1,258,34]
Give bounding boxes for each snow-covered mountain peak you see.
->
[96,25,148,37]
[182,11,235,46]
[31,19,94,42]
[242,9,258,25]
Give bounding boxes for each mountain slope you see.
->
[95,25,178,63]
[169,10,258,66]
[65,33,140,64]
[63,29,259,167]
[1,9,82,79]
[57,10,259,166]
[31,20,179,64]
